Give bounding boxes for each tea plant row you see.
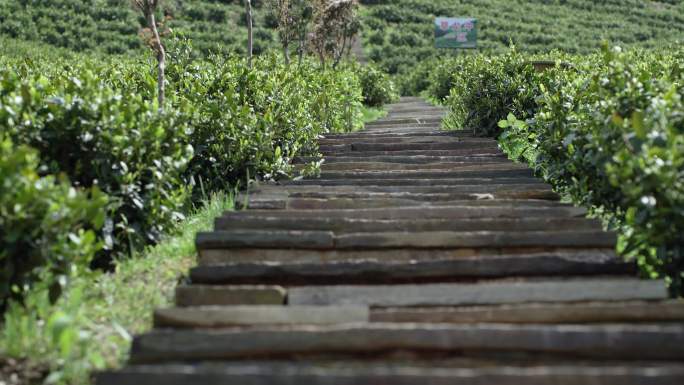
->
[425,46,684,295]
[0,39,397,308]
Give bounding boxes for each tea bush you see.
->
[0,39,368,304]
[529,48,684,294]
[428,47,684,295]
[0,137,107,309]
[438,50,540,137]
[357,63,399,107]
[168,52,365,195]
[0,66,194,265]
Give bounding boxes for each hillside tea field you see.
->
[0,0,279,55]
[359,0,684,93]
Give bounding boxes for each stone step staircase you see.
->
[98,97,684,384]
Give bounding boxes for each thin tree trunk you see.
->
[146,9,165,110]
[333,26,349,69]
[245,0,253,68]
[298,31,306,67]
[283,41,291,64]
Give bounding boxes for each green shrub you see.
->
[437,50,540,137]
[356,63,399,107]
[0,137,107,308]
[167,53,364,195]
[527,48,684,294]
[428,46,684,295]
[0,66,194,263]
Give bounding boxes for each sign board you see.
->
[434,17,477,49]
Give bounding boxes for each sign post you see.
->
[434,17,478,49]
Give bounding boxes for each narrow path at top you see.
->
[99,97,684,384]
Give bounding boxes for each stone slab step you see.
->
[365,117,442,126]
[359,127,442,134]
[386,105,445,110]
[319,134,472,144]
[240,192,561,210]
[248,184,554,196]
[361,126,442,133]
[220,205,588,220]
[198,247,622,267]
[288,278,666,307]
[303,162,529,172]
[243,195,559,210]
[295,154,508,164]
[371,300,684,324]
[317,169,534,180]
[382,115,446,121]
[155,306,370,328]
[364,120,442,127]
[283,177,544,186]
[190,254,633,285]
[322,131,464,140]
[214,217,602,233]
[97,363,684,385]
[318,149,503,157]
[175,285,286,307]
[196,230,615,250]
[128,322,684,363]
[319,141,497,153]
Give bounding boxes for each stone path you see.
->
[99,97,684,384]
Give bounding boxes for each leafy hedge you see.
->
[0,43,369,306]
[428,47,684,295]
[0,67,194,265]
[0,138,107,309]
[356,63,399,107]
[167,51,365,195]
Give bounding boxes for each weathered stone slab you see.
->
[196,230,334,249]
[288,279,667,307]
[281,194,558,209]
[321,130,471,140]
[333,230,616,249]
[251,183,553,195]
[196,230,614,250]
[359,127,442,134]
[318,135,471,145]
[295,154,508,164]
[199,247,619,265]
[190,254,633,285]
[372,300,684,324]
[97,363,684,385]
[220,205,588,220]
[317,169,534,180]
[237,194,563,211]
[284,177,546,186]
[155,306,369,328]
[318,148,503,157]
[365,117,442,126]
[175,285,286,307]
[215,216,602,233]
[129,322,684,363]
[319,141,498,153]
[284,192,560,207]
[299,162,529,172]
